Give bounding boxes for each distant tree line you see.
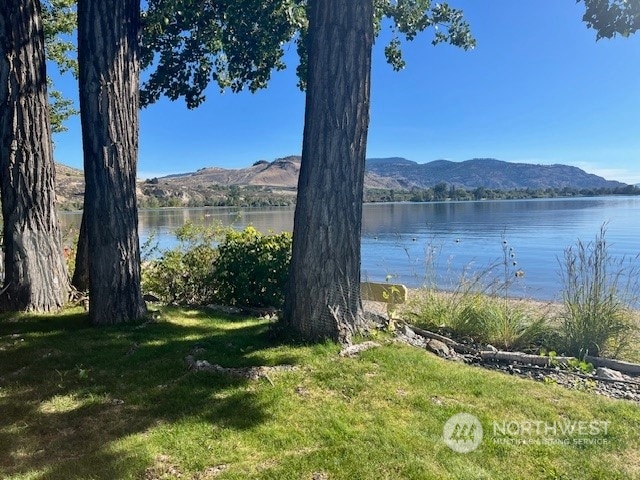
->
[364,183,640,203]
[135,182,640,210]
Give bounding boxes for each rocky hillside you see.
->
[55,163,85,210]
[54,156,630,209]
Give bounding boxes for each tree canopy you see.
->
[579,0,639,39]
[140,0,306,108]
[140,0,474,108]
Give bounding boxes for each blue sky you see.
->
[50,0,640,184]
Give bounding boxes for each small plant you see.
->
[540,350,594,373]
[557,225,640,358]
[60,224,80,278]
[567,357,594,375]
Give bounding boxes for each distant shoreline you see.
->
[55,190,640,212]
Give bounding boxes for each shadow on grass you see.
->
[0,308,293,479]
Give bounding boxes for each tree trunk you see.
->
[0,0,69,312]
[77,0,146,324]
[282,0,374,342]
[71,212,89,291]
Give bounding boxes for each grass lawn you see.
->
[1,307,639,479]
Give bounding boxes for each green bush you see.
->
[141,222,224,305]
[557,225,639,358]
[212,227,292,308]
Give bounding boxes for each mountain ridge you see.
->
[364,157,626,190]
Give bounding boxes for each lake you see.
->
[59,196,640,302]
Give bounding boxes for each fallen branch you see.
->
[405,324,479,355]
[480,351,575,367]
[185,355,296,380]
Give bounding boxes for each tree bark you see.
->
[0,0,69,312]
[283,0,374,342]
[77,0,146,324]
[71,212,89,291]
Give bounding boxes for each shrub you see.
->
[141,222,224,305]
[212,227,292,308]
[557,225,640,358]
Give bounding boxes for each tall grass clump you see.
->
[558,225,640,358]
[406,290,552,352]
[474,297,553,352]
[404,287,487,340]
[405,235,554,352]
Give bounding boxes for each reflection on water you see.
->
[59,197,640,301]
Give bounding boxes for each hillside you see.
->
[55,163,85,210]
[157,156,403,190]
[54,156,631,209]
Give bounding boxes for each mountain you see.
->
[148,156,626,191]
[154,155,403,190]
[54,156,630,209]
[365,157,627,190]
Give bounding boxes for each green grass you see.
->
[1,308,639,479]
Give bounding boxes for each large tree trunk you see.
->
[283,0,374,342]
[77,0,146,324]
[0,0,69,312]
[71,212,89,292]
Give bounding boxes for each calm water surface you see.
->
[60,196,640,301]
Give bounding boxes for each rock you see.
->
[402,325,416,338]
[595,367,626,382]
[425,338,450,357]
[485,344,498,353]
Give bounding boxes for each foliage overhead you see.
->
[140,0,307,108]
[42,0,77,75]
[140,0,475,108]
[578,0,639,39]
[42,0,78,133]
